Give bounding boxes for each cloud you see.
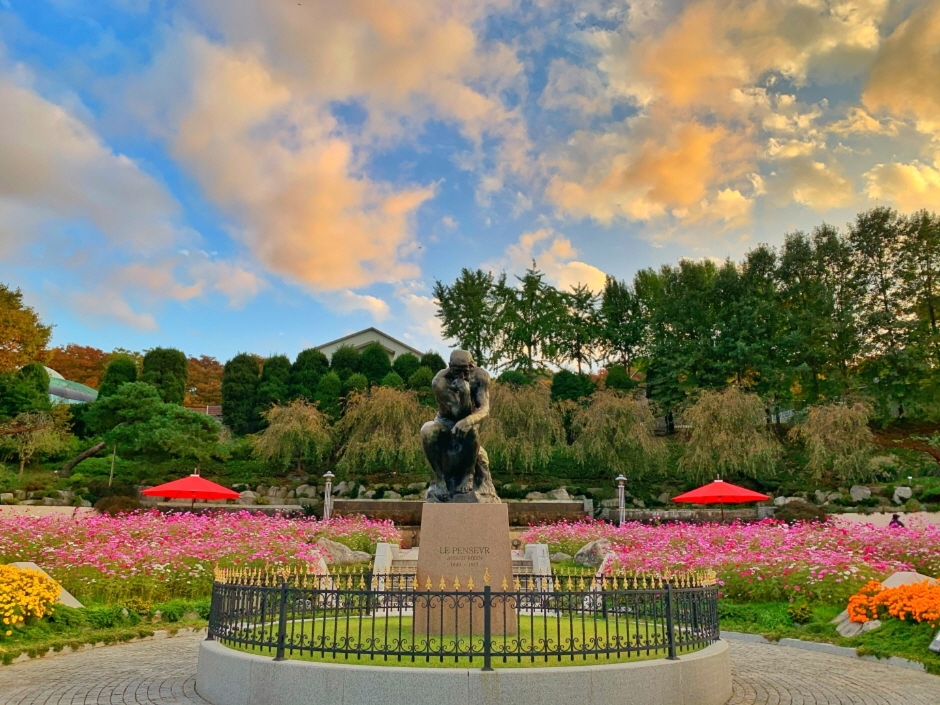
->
[317,290,391,320]
[767,156,856,211]
[490,228,608,292]
[865,161,940,211]
[547,119,753,223]
[0,73,178,254]
[863,2,940,133]
[539,59,610,115]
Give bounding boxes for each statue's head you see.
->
[449,350,475,379]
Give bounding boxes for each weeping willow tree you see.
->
[789,401,874,483]
[335,387,427,476]
[480,381,564,475]
[569,389,666,478]
[679,387,781,481]
[251,398,333,473]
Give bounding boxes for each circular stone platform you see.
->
[195,639,732,705]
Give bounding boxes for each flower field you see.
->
[520,519,940,604]
[0,511,399,604]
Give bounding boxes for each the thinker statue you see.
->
[421,350,499,503]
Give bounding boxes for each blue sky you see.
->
[1,0,938,362]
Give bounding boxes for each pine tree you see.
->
[289,349,329,401]
[359,342,392,384]
[98,357,138,398]
[221,353,261,435]
[140,347,188,404]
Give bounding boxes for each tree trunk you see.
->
[60,441,107,478]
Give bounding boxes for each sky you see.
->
[1,0,939,363]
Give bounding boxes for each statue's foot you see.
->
[454,479,474,495]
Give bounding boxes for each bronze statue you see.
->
[421,350,499,503]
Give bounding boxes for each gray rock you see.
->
[0,492,14,504]
[81,500,92,507]
[573,539,612,568]
[547,488,570,501]
[850,485,871,502]
[860,619,882,633]
[402,494,420,500]
[830,610,849,625]
[773,496,789,506]
[549,553,573,562]
[255,484,267,495]
[632,498,645,508]
[287,490,296,499]
[57,490,73,501]
[20,500,39,505]
[383,491,402,500]
[120,608,129,618]
[814,490,830,504]
[362,490,376,499]
[657,492,671,504]
[238,491,257,505]
[357,485,370,498]
[315,538,372,565]
[151,610,163,624]
[893,486,913,504]
[334,481,349,496]
[295,484,310,496]
[13,490,26,500]
[526,491,547,500]
[42,497,62,506]
[930,629,940,653]
[836,620,864,637]
[407,482,427,491]
[419,488,429,501]
[827,492,842,502]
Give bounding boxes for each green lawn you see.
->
[224,614,706,668]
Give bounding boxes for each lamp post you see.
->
[323,471,335,521]
[616,474,627,526]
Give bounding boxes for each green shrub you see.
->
[787,603,813,624]
[84,605,137,629]
[94,496,142,515]
[45,604,87,629]
[774,500,827,524]
[905,498,923,513]
[152,599,191,622]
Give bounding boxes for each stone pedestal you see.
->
[414,503,516,636]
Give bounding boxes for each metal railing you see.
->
[208,568,719,670]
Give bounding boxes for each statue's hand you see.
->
[453,418,472,437]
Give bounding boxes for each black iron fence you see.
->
[208,568,719,670]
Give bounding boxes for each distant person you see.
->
[888,514,905,528]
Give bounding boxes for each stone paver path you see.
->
[1,636,938,704]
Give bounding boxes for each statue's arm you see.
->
[455,373,489,433]
[432,374,463,418]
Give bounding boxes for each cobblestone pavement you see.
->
[1,636,938,704]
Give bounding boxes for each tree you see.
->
[335,387,427,475]
[251,399,332,474]
[46,345,109,388]
[330,346,361,379]
[604,365,636,391]
[679,387,781,480]
[289,349,329,401]
[97,357,138,398]
[551,370,595,402]
[17,362,49,400]
[140,347,188,404]
[493,267,564,371]
[0,283,52,373]
[420,351,446,372]
[392,353,421,381]
[344,373,369,396]
[406,366,435,405]
[569,390,665,478]
[480,382,563,474]
[185,355,224,406]
[314,372,343,419]
[0,372,49,419]
[599,276,647,375]
[380,371,405,389]
[359,342,392,385]
[1,407,71,477]
[433,268,499,366]
[255,355,291,414]
[558,284,600,374]
[222,353,261,435]
[85,382,222,465]
[789,401,875,483]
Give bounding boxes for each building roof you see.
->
[315,327,424,358]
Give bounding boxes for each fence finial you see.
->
[483,567,491,586]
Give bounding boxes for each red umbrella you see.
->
[142,472,239,510]
[673,479,770,521]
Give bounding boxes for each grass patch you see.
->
[719,600,940,675]
[226,614,701,668]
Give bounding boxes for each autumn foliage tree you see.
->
[46,345,110,388]
[0,283,52,373]
[185,355,224,406]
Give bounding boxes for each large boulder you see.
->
[547,488,570,501]
[881,571,937,588]
[850,485,871,502]
[550,552,573,562]
[238,491,258,505]
[0,492,14,504]
[573,539,612,568]
[383,491,402,500]
[893,486,913,504]
[316,538,372,565]
[526,491,547,500]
